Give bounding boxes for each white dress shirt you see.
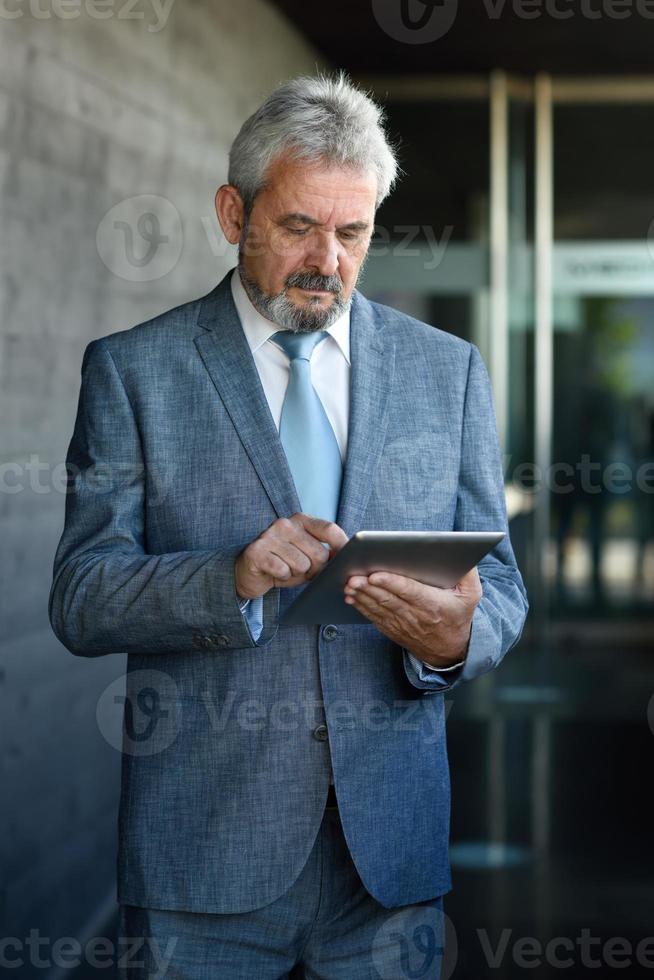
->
[230,268,464,681]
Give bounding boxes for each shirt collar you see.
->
[230,267,351,364]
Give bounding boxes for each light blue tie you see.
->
[240,329,343,691]
[272,329,342,787]
[271,330,343,523]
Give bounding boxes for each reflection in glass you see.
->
[551,296,654,614]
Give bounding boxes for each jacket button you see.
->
[322,624,339,641]
[313,724,328,742]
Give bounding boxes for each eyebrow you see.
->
[278,212,370,232]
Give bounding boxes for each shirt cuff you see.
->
[239,595,264,642]
[405,650,466,672]
[404,649,465,686]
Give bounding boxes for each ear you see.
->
[215,185,246,245]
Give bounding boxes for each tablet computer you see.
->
[281,530,505,626]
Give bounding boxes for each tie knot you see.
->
[271,330,328,362]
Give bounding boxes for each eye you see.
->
[287,227,309,236]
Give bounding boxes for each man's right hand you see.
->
[234,513,349,600]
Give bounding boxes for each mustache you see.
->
[285,271,342,294]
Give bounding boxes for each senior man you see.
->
[49,73,528,979]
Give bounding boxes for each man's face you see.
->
[218,155,377,332]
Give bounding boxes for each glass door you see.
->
[504,77,654,642]
[359,73,654,642]
[549,93,654,625]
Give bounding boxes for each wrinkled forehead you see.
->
[257,155,378,226]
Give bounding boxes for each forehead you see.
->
[257,155,377,224]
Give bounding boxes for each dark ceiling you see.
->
[271,0,654,75]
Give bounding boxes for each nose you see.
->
[305,232,340,278]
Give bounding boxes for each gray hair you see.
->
[228,71,400,213]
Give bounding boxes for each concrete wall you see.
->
[0,1,323,969]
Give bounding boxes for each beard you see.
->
[237,256,365,334]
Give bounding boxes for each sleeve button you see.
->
[207,632,229,648]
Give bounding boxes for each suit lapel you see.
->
[336,291,395,538]
[193,272,395,536]
[194,272,301,519]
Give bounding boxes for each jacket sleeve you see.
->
[48,339,279,657]
[403,342,529,693]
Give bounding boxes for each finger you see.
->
[362,572,433,607]
[347,583,425,633]
[345,580,409,614]
[250,534,307,581]
[296,539,331,577]
[292,513,349,551]
[274,527,331,565]
[344,588,380,623]
[255,552,294,581]
[290,535,333,575]
[347,587,421,634]
[267,518,333,566]
[268,540,316,577]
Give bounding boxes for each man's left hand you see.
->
[344,567,483,668]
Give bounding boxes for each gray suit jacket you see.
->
[49,270,528,913]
